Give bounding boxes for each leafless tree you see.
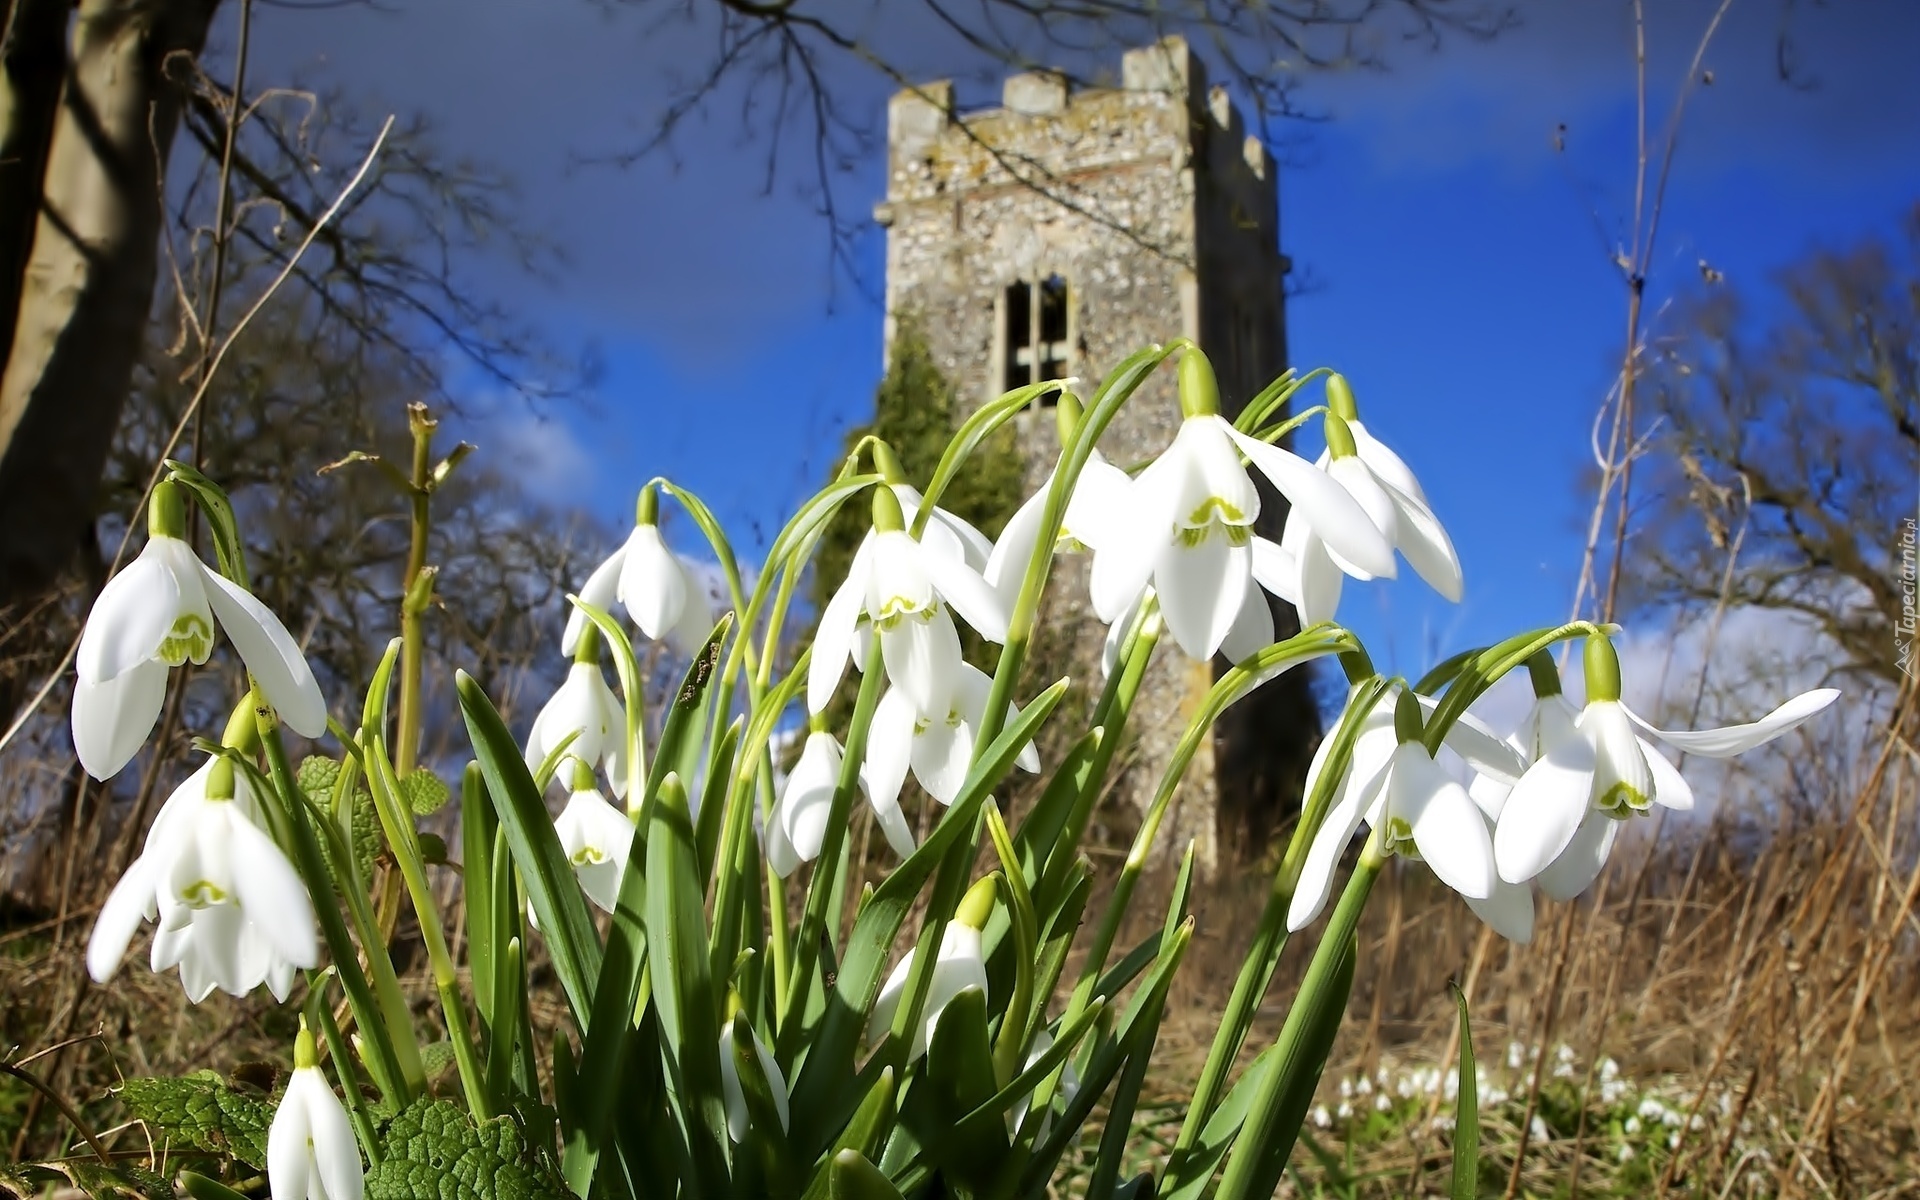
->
[1622,204,1919,693]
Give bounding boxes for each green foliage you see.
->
[401,768,453,815]
[365,1098,566,1200]
[116,1071,275,1170]
[298,755,380,883]
[0,1161,173,1200]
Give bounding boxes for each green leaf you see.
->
[177,1170,254,1200]
[644,774,729,1187]
[116,1071,274,1170]
[828,1151,902,1200]
[1450,983,1481,1200]
[365,1098,566,1200]
[299,755,379,884]
[456,669,602,1024]
[401,768,452,815]
[893,987,1005,1189]
[0,1161,172,1200]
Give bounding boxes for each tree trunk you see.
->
[0,0,71,367]
[0,0,219,721]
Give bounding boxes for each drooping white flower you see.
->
[268,1027,364,1200]
[553,779,635,914]
[984,441,1134,610]
[561,492,717,657]
[862,664,1041,845]
[890,481,996,574]
[766,729,889,876]
[808,489,1009,719]
[72,483,327,781]
[88,757,317,1003]
[718,1015,790,1143]
[1460,767,1536,944]
[1493,637,1840,890]
[1288,685,1526,931]
[1088,352,1395,662]
[866,889,993,1061]
[523,651,627,798]
[1280,375,1462,627]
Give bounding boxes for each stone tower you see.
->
[873,37,1319,870]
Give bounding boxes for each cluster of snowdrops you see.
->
[67,343,1836,1200]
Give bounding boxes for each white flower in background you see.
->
[72,481,327,781]
[562,488,716,656]
[1008,1029,1081,1139]
[808,487,1009,719]
[862,664,1041,841]
[268,1025,364,1200]
[766,729,897,875]
[1089,350,1395,662]
[984,394,1134,609]
[1288,685,1526,931]
[1493,637,1840,894]
[718,1015,790,1143]
[867,879,995,1060]
[88,756,317,1003]
[553,771,635,914]
[523,638,627,797]
[1279,374,1462,628]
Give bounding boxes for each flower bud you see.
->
[1177,347,1221,418]
[149,479,188,540]
[1583,634,1622,704]
[1326,373,1360,422]
[1324,410,1359,461]
[870,484,906,533]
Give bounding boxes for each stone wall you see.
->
[875,37,1321,870]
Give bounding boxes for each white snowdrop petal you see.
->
[1641,739,1695,813]
[1219,587,1275,664]
[1395,748,1495,901]
[1228,427,1396,579]
[984,484,1049,601]
[1625,688,1840,758]
[1536,811,1620,901]
[910,710,974,807]
[72,657,169,781]
[1464,876,1535,944]
[87,856,156,983]
[1493,732,1598,884]
[1382,481,1463,603]
[619,525,689,642]
[562,545,626,657]
[200,567,328,738]
[76,544,181,683]
[225,810,318,969]
[922,549,1010,644]
[1153,533,1248,662]
[808,567,867,715]
[878,608,963,719]
[861,689,916,818]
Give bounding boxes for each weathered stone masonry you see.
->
[874,37,1322,870]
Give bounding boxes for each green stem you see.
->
[396,405,435,778]
[1216,840,1383,1200]
[308,979,382,1166]
[253,700,415,1104]
[364,734,489,1117]
[777,661,884,1056]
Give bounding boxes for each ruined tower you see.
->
[874,37,1319,869]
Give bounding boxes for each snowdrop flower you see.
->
[523,627,628,797]
[552,764,635,914]
[268,1024,364,1200]
[808,487,1009,719]
[765,728,906,875]
[89,755,317,1003]
[719,1011,790,1143]
[1278,375,1462,627]
[72,481,327,781]
[1008,1029,1080,1139]
[562,487,717,656]
[1289,686,1527,931]
[983,393,1134,608]
[1493,636,1840,894]
[867,877,994,1060]
[862,664,1041,840]
[1089,349,1395,661]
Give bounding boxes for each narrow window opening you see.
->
[1003,275,1072,402]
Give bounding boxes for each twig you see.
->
[0,115,397,761]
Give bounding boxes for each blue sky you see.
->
[244,0,1920,686]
